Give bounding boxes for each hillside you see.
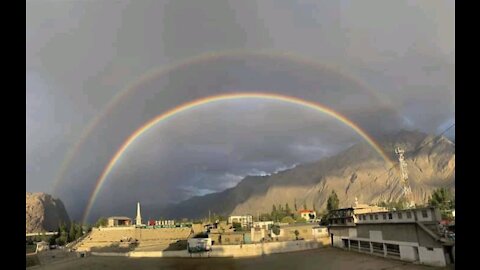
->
[26,192,71,233]
[156,130,454,219]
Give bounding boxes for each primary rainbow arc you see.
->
[82,92,393,224]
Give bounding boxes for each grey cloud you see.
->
[27,0,454,222]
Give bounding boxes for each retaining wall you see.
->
[92,238,329,258]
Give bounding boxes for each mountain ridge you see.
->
[151,130,454,219]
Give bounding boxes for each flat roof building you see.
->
[328,206,454,267]
[228,215,253,228]
[107,216,132,227]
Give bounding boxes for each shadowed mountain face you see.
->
[151,130,454,219]
[26,192,71,233]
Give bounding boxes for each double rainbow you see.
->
[52,50,393,195]
[82,92,393,224]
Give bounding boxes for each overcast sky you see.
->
[26,0,454,221]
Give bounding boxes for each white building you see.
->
[253,221,274,229]
[228,215,253,228]
[107,216,132,227]
[299,210,316,221]
[328,206,454,267]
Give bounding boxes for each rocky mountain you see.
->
[26,192,71,233]
[156,130,454,219]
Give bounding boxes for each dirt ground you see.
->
[30,247,453,270]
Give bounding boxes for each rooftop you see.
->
[278,223,316,228]
[108,216,132,220]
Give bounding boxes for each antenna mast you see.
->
[394,146,414,207]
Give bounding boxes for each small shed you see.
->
[107,216,132,227]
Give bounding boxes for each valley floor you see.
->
[31,247,452,270]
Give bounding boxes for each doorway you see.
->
[413,246,419,261]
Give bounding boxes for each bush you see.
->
[271,225,280,236]
[232,222,242,231]
[281,216,295,224]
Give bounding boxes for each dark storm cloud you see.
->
[86,100,368,218]
[26,0,454,221]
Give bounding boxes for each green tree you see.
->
[232,222,242,231]
[95,217,108,228]
[327,190,339,212]
[429,187,453,210]
[259,213,271,221]
[294,198,298,211]
[295,215,306,223]
[281,216,295,224]
[74,223,83,240]
[285,203,291,216]
[377,199,408,211]
[429,187,454,220]
[69,222,77,242]
[271,205,278,221]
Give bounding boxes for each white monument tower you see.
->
[136,202,142,226]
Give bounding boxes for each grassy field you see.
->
[31,248,451,270]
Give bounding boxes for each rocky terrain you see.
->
[26,192,70,233]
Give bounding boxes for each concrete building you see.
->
[299,210,317,222]
[228,215,253,228]
[328,206,454,267]
[107,216,132,227]
[253,221,274,229]
[36,241,50,252]
[312,226,329,239]
[154,220,175,226]
[221,232,248,245]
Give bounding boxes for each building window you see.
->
[388,213,393,219]
[385,243,400,257]
[406,212,412,219]
[427,247,434,251]
[369,215,373,220]
[398,213,402,219]
[360,241,370,252]
[382,214,387,220]
[350,240,359,249]
[422,210,428,218]
[374,214,378,220]
[371,242,384,255]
